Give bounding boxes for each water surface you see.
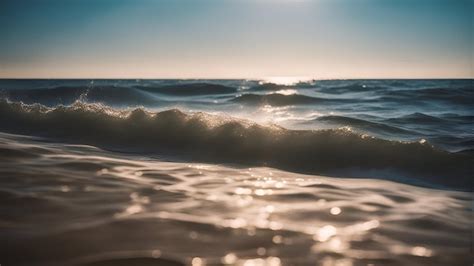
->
[0,79,472,265]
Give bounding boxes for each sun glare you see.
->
[261,76,314,86]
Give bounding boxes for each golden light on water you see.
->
[66,159,444,264]
[411,246,433,257]
[191,257,203,266]
[314,225,338,242]
[330,207,342,215]
[221,253,238,264]
[273,89,298,95]
[261,76,314,86]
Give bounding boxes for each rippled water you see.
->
[2,79,473,151]
[0,133,471,266]
[0,79,472,265]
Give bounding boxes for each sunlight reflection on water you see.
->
[0,133,469,265]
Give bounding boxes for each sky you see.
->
[0,0,472,79]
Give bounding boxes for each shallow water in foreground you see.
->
[0,132,471,266]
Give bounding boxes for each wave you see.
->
[384,113,474,135]
[1,86,161,107]
[135,83,237,96]
[384,113,446,125]
[379,87,474,106]
[249,83,294,91]
[0,99,471,189]
[312,115,415,136]
[0,83,238,107]
[317,84,387,94]
[231,93,347,106]
[439,113,474,124]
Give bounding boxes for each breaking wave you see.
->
[0,99,471,189]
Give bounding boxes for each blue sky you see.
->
[0,0,472,78]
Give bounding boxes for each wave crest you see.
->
[0,99,471,189]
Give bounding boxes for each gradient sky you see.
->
[0,0,472,79]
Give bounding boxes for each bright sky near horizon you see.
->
[0,0,472,79]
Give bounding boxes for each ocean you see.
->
[0,79,472,265]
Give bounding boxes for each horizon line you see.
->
[0,77,473,80]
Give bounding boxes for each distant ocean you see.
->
[0,79,472,265]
